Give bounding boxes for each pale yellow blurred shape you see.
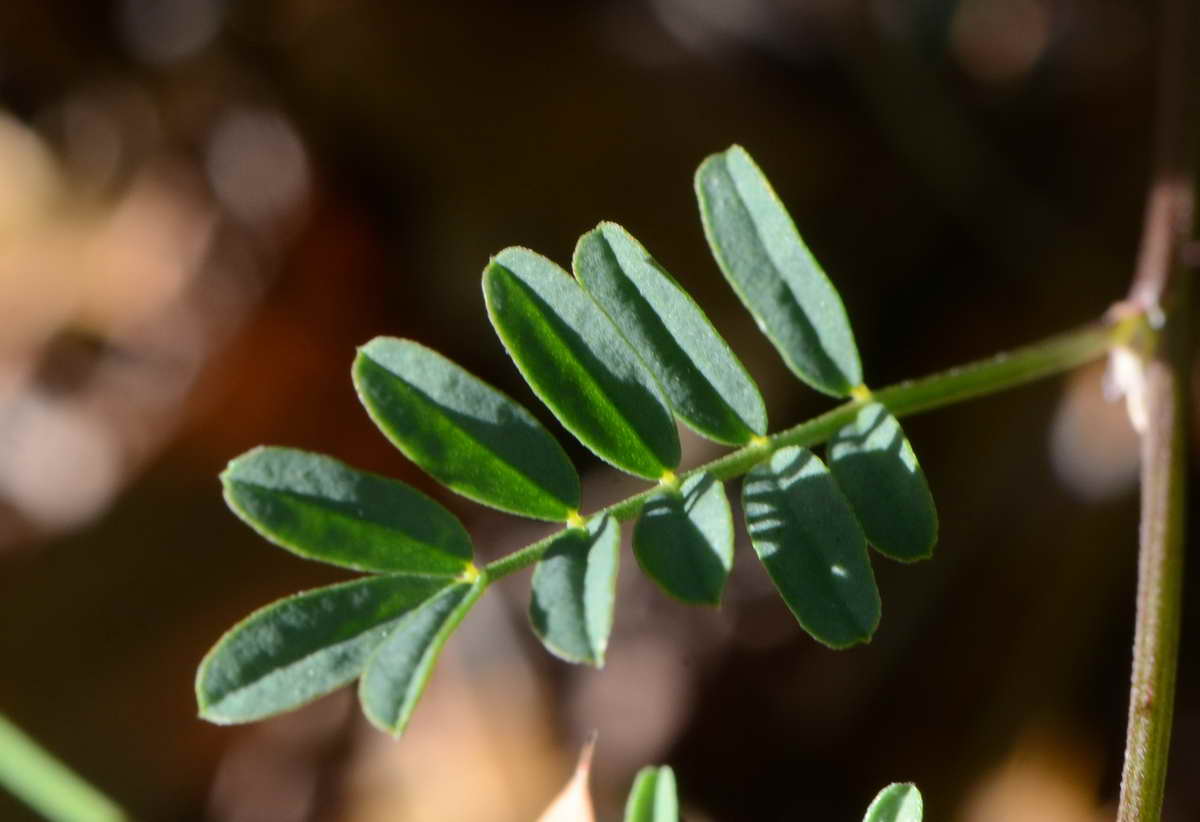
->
[0,108,216,353]
[0,113,77,354]
[75,163,216,337]
[1050,361,1140,501]
[959,727,1104,822]
[0,113,63,230]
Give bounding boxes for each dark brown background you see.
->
[0,1,1196,820]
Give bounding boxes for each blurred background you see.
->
[0,0,1196,819]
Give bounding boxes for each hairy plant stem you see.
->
[483,317,1128,583]
[1114,0,1195,815]
[1118,303,1190,822]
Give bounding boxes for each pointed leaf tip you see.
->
[538,738,598,822]
[743,445,880,647]
[828,402,937,562]
[696,145,861,397]
[359,578,483,736]
[574,222,767,444]
[529,515,621,666]
[484,247,680,479]
[196,575,454,724]
[353,337,580,521]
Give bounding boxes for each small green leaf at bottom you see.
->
[743,446,880,648]
[624,765,679,822]
[828,402,937,562]
[197,575,453,724]
[359,577,484,736]
[529,515,621,666]
[634,473,733,605]
[863,783,923,822]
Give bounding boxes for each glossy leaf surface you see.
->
[197,575,453,724]
[829,402,937,562]
[696,145,861,397]
[574,222,766,444]
[743,446,879,648]
[633,473,732,605]
[863,783,923,822]
[484,247,680,479]
[529,515,620,666]
[222,446,472,575]
[359,578,483,735]
[624,765,679,822]
[354,337,580,521]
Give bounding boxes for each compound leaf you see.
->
[222,446,472,575]
[863,783,923,822]
[743,446,879,648]
[624,765,679,822]
[197,574,453,724]
[828,402,937,562]
[484,247,680,480]
[529,515,620,666]
[359,577,484,736]
[634,473,733,605]
[574,222,766,445]
[354,337,580,521]
[696,145,861,397]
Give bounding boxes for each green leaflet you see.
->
[633,473,733,606]
[863,783,923,822]
[196,574,454,724]
[743,446,880,648]
[360,578,484,736]
[828,402,937,562]
[484,247,680,480]
[529,515,620,666]
[624,765,679,822]
[696,145,862,397]
[574,222,767,445]
[354,337,580,521]
[222,446,472,575]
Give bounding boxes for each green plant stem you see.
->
[0,713,128,822]
[483,317,1124,583]
[1117,348,1189,822]
[1114,0,1194,814]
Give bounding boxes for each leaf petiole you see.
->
[484,316,1128,582]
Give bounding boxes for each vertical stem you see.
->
[1118,350,1189,821]
[1116,0,1195,817]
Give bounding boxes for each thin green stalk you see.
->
[1117,212,1192,822]
[0,713,128,822]
[1117,354,1188,821]
[1114,0,1194,812]
[484,317,1126,582]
